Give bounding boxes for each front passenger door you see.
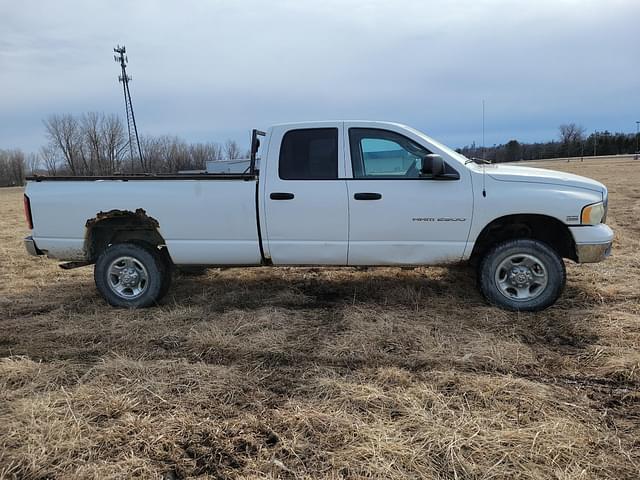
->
[346,127,473,265]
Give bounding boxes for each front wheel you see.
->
[479,239,566,311]
[94,243,171,308]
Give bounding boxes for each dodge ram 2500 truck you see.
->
[23,121,613,311]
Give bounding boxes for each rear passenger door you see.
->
[262,124,349,265]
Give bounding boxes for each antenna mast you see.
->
[114,45,144,172]
[482,99,485,160]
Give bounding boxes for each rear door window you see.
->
[279,128,338,180]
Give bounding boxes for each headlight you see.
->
[581,201,605,225]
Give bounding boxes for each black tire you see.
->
[156,248,174,300]
[479,239,566,312]
[129,241,174,300]
[94,243,171,308]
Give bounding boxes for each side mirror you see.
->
[420,154,444,177]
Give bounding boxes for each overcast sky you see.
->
[1,0,638,152]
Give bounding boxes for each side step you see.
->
[59,261,92,270]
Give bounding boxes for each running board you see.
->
[59,261,92,270]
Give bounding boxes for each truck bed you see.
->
[25,176,262,265]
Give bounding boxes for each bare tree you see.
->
[40,144,60,175]
[559,123,586,158]
[189,142,224,168]
[11,151,24,185]
[82,112,103,174]
[42,113,127,175]
[559,123,585,143]
[44,114,85,174]
[102,114,127,173]
[162,136,190,172]
[225,140,241,160]
[26,152,40,175]
[140,135,163,173]
[79,112,129,175]
[140,135,189,173]
[0,149,26,186]
[211,143,224,161]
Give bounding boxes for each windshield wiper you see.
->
[465,157,491,165]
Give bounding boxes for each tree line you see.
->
[0,112,247,186]
[40,112,247,176]
[458,123,639,163]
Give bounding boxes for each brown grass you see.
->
[1,158,639,479]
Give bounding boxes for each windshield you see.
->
[402,125,471,165]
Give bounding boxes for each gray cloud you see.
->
[1,0,638,152]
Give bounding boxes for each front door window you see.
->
[350,128,429,179]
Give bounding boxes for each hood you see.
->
[485,164,605,194]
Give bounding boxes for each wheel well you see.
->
[470,214,577,264]
[84,209,169,262]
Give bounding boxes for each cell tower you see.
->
[114,45,144,172]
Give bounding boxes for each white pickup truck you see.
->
[23,121,613,311]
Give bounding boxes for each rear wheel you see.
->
[94,243,171,308]
[479,239,565,311]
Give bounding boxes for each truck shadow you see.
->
[1,265,600,364]
[169,264,595,314]
[168,264,600,348]
[169,265,484,311]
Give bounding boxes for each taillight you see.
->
[23,194,33,229]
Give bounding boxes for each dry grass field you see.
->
[1,158,639,479]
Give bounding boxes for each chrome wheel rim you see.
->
[107,256,149,299]
[494,253,548,302]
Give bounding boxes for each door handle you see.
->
[354,192,382,200]
[270,192,295,200]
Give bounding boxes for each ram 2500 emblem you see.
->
[412,217,466,222]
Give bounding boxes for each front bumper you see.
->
[575,242,612,263]
[24,235,43,256]
[569,224,614,263]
